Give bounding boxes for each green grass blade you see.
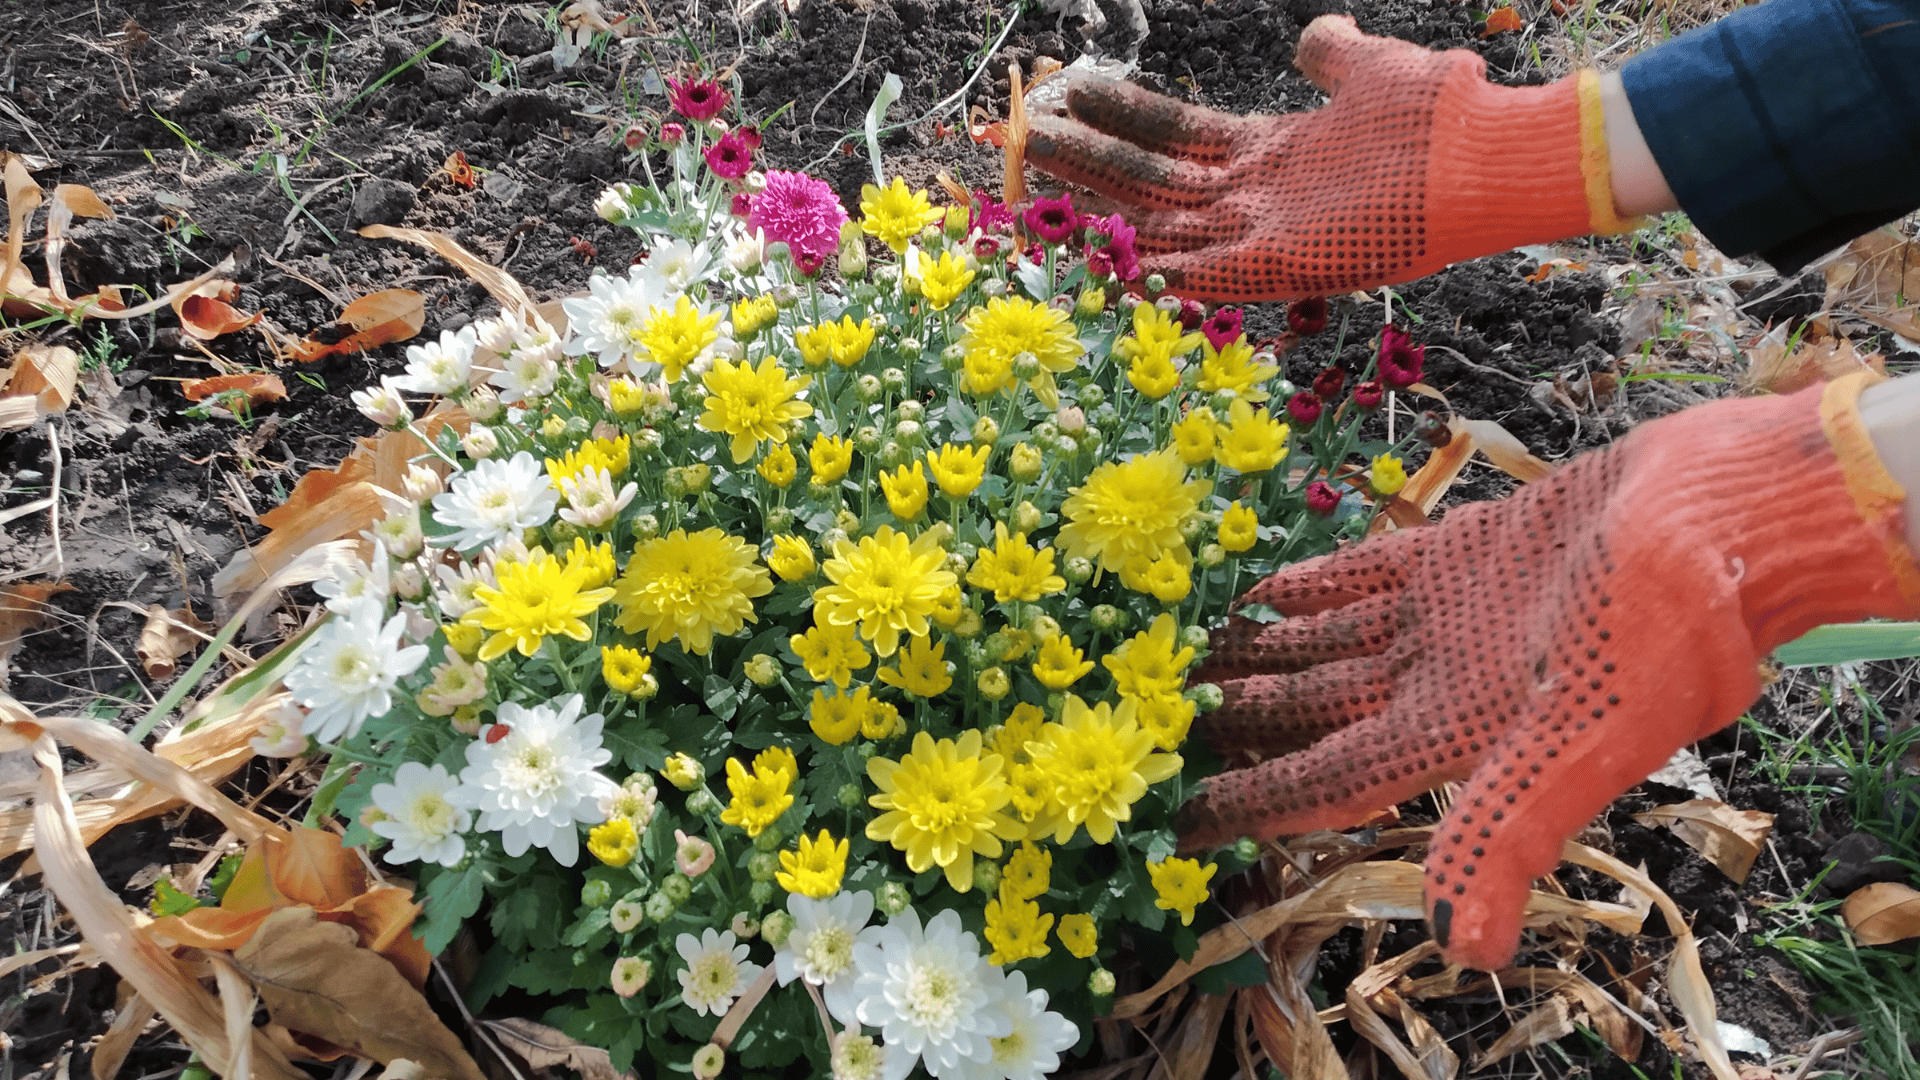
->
[1774,622,1920,667]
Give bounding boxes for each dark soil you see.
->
[0,0,1869,1077]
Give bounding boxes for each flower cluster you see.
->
[285,68,1428,1080]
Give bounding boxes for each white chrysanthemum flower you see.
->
[471,315,516,360]
[562,268,668,368]
[594,183,633,223]
[948,970,1079,1080]
[598,774,658,830]
[676,927,762,1018]
[248,698,309,758]
[611,955,651,997]
[367,509,424,561]
[831,1031,893,1080]
[448,694,619,866]
[369,761,471,867]
[851,908,1012,1080]
[488,348,558,404]
[391,326,477,396]
[402,464,444,503]
[460,424,500,460]
[430,452,557,552]
[285,596,429,744]
[644,236,714,293]
[313,549,392,613]
[556,466,638,529]
[350,376,412,429]
[776,890,879,1026]
[433,559,496,618]
[725,226,765,275]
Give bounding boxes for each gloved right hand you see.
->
[1025,15,1636,300]
[1180,372,1920,970]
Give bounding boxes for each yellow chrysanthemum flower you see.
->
[720,755,794,837]
[860,177,946,253]
[862,696,904,739]
[1127,350,1180,399]
[636,295,721,382]
[698,355,813,464]
[914,248,977,311]
[880,460,929,521]
[464,550,615,662]
[1057,913,1098,958]
[866,729,1024,891]
[1031,632,1095,690]
[1143,551,1192,603]
[1002,841,1052,901]
[1058,449,1211,573]
[546,434,631,484]
[757,443,798,487]
[1114,301,1203,363]
[967,522,1065,603]
[815,527,957,657]
[1214,398,1289,474]
[926,442,990,498]
[984,883,1053,964]
[876,634,952,697]
[1135,692,1197,752]
[608,377,648,416]
[963,346,1015,397]
[601,644,653,695]
[767,534,816,582]
[958,295,1085,406]
[809,687,867,746]
[809,432,854,484]
[1148,856,1217,926]
[1371,453,1409,496]
[1026,696,1182,845]
[611,528,773,655]
[756,745,798,784]
[662,751,704,791]
[794,315,876,369]
[1170,407,1217,466]
[1104,614,1198,701]
[731,294,780,338]
[1219,501,1259,552]
[1196,337,1280,402]
[442,621,484,659]
[790,620,872,688]
[563,537,617,587]
[992,703,1047,768]
[587,818,639,867]
[776,829,848,898]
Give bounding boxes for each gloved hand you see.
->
[1181,373,1920,969]
[1025,15,1635,300]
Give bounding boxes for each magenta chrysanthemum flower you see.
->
[973,235,1001,260]
[668,77,730,122]
[1101,214,1140,281]
[730,191,752,217]
[747,170,850,260]
[1288,297,1329,335]
[659,121,686,145]
[1024,193,1077,244]
[1378,324,1425,388]
[1086,248,1113,279]
[793,250,827,277]
[969,189,1014,234]
[1312,366,1345,400]
[1178,298,1206,331]
[1201,307,1242,350]
[1305,481,1340,516]
[704,131,753,180]
[1287,391,1323,426]
[1353,379,1384,408]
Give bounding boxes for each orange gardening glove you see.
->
[1025,15,1634,300]
[1181,373,1920,970]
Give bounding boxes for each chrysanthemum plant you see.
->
[291,70,1433,1080]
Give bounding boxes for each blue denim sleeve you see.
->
[1619,0,1920,273]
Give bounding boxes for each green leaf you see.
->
[1775,622,1920,666]
[149,878,203,916]
[420,861,488,955]
[863,72,903,188]
[510,948,580,995]
[206,852,245,903]
[604,720,670,771]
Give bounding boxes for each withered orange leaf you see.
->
[289,289,425,363]
[1481,6,1524,35]
[181,373,287,406]
[173,287,262,341]
[443,151,476,189]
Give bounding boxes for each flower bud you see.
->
[1305,481,1340,516]
[687,788,722,816]
[879,440,905,467]
[1009,442,1042,481]
[1028,612,1061,641]
[692,1043,725,1080]
[1076,287,1106,317]
[581,879,613,908]
[460,425,500,460]
[1033,421,1059,444]
[645,891,677,923]
[761,909,795,947]
[1353,380,1384,409]
[972,415,1000,445]
[1014,500,1043,534]
[1416,412,1454,448]
[973,859,1002,894]
[1312,366,1346,401]
[1078,383,1106,410]
[1286,392,1324,427]
[1179,625,1210,651]
[1233,836,1264,864]
[979,667,1013,700]
[980,278,1007,297]
[744,653,780,687]
[660,873,694,905]
[838,241,868,279]
[1199,543,1226,568]
[1190,682,1225,712]
[748,851,780,882]
[876,882,911,916]
[1063,556,1094,584]
[941,342,967,371]
[1090,968,1117,996]
[895,419,922,445]
[1090,604,1126,631]
[662,756,702,793]
[766,505,794,532]
[659,121,686,145]
[856,742,878,762]
[952,609,984,638]
[1179,515,1207,543]
[464,385,503,423]
[838,782,864,808]
[753,825,786,853]
[1055,405,1086,433]
[750,880,775,906]
[1055,435,1078,457]
[896,399,925,424]
[1287,297,1329,335]
[855,374,883,403]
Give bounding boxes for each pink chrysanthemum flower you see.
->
[970,189,1014,233]
[667,77,730,122]
[1024,193,1078,245]
[1098,213,1140,281]
[704,131,753,180]
[1287,391,1324,426]
[1306,480,1340,516]
[1200,307,1243,351]
[1378,324,1426,388]
[747,170,850,260]
[1288,297,1329,335]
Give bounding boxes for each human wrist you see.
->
[1597,71,1677,219]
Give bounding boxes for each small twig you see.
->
[431,958,529,1080]
[46,416,65,579]
[1425,343,1538,389]
[808,10,873,128]
[1786,1028,1865,1080]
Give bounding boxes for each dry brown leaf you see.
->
[1472,996,1573,1069]
[232,907,486,1080]
[1825,230,1920,340]
[357,225,542,324]
[0,581,72,677]
[181,373,288,407]
[1,344,80,429]
[2,152,48,318]
[44,183,115,306]
[135,604,211,680]
[1743,328,1885,396]
[92,987,155,1080]
[483,1019,637,1080]
[169,279,262,340]
[1454,417,1554,482]
[1632,799,1774,885]
[1841,881,1920,945]
[288,289,426,363]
